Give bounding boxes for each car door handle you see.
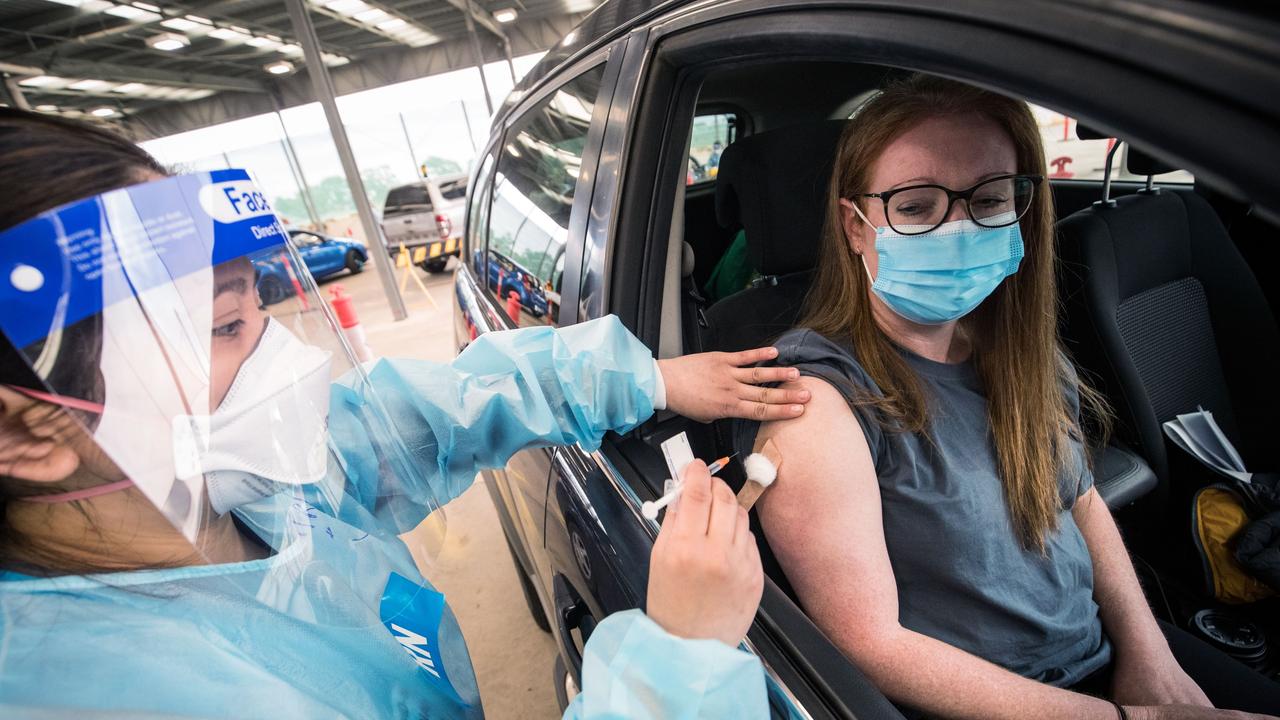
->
[552,574,595,679]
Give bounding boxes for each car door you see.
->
[452,42,624,667]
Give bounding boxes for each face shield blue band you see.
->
[0,169,287,350]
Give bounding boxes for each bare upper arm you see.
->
[755,376,902,651]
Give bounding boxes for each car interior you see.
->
[619,57,1280,698]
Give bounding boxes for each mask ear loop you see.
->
[7,385,106,415]
[3,385,136,504]
[21,478,135,504]
[848,201,879,285]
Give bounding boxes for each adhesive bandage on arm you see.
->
[736,438,782,510]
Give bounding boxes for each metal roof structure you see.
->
[0,0,599,140]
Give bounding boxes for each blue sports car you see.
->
[254,229,368,305]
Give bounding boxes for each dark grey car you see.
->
[452,1,1280,716]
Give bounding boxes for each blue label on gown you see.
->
[379,572,466,705]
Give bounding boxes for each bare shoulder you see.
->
[756,375,873,499]
[759,376,860,446]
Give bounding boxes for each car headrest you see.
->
[715,120,848,276]
[1125,145,1180,176]
[1076,122,1180,175]
[1075,122,1111,141]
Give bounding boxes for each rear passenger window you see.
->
[485,65,605,327]
[466,152,495,277]
[1029,104,1193,183]
[686,112,738,185]
[383,184,432,216]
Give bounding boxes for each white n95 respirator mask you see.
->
[173,317,334,515]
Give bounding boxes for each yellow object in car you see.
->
[1192,485,1277,604]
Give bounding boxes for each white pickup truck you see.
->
[379,173,468,272]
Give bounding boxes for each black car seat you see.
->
[696,119,849,602]
[703,119,848,353]
[1057,133,1280,525]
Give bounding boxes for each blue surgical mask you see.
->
[852,206,1024,325]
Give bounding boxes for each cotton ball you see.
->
[743,453,777,486]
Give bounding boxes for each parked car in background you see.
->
[380,173,467,273]
[475,248,553,319]
[254,229,366,305]
[453,0,1280,717]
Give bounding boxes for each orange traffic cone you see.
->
[506,290,521,325]
[329,284,374,362]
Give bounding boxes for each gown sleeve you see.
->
[562,610,769,720]
[327,314,660,529]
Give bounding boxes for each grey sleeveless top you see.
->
[736,329,1110,686]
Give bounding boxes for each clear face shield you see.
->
[0,171,472,713]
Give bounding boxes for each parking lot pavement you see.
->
[316,259,563,719]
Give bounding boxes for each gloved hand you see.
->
[646,459,764,646]
[1235,510,1280,592]
[658,347,811,423]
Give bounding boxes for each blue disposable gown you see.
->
[0,316,767,719]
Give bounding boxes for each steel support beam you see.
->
[285,0,407,321]
[2,74,31,110]
[462,0,494,116]
[125,14,584,141]
[441,0,509,41]
[38,59,267,94]
[275,111,322,229]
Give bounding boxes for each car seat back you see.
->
[704,120,848,353]
[1057,144,1280,514]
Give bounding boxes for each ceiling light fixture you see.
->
[90,106,117,118]
[68,78,114,91]
[35,104,59,112]
[104,4,159,21]
[325,0,370,15]
[111,82,147,94]
[353,8,390,23]
[146,32,190,51]
[493,8,517,23]
[19,75,64,88]
[160,18,202,32]
[246,36,282,49]
[264,60,295,75]
[131,2,161,11]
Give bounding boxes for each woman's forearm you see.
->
[1074,488,1170,665]
[850,626,1116,720]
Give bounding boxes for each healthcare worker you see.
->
[0,109,803,718]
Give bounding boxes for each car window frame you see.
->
[465,149,498,273]
[595,2,1280,718]
[490,41,623,330]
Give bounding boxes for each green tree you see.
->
[423,156,464,176]
[270,165,403,222]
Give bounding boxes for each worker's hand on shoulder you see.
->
[646,460,763,647]
[658,347,811,423]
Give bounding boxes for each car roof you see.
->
[498,0,1275,130]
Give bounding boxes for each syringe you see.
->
[640,454,734,521]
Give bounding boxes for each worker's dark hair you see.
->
[0,108,166,231]
[0,109,167,574]
[0,109,166,390]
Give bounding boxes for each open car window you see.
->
[686,112,738,185]
[1029,104,1193,183]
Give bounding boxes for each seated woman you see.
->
[742,74,1280,720]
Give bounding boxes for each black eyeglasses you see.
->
[854,174,1043,236]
